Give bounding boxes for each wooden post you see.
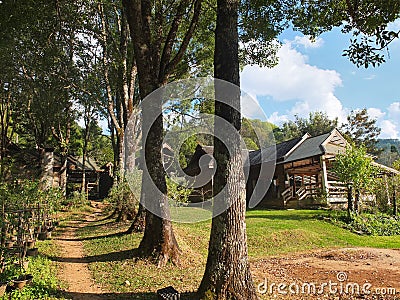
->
[393,176,397,216]
[320,155,329,198]
[347,184,353,218]
[384,174,391,206]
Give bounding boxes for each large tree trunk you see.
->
[354,189,360,214]
[137,99,180,266]
[197,0,258,298]
[123,0,180,266]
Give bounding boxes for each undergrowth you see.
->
[321,211,400,236]
[0,242,64,300]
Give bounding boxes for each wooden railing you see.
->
[296,186,308,201]
[282,186,294,204]
[327,181,347,202]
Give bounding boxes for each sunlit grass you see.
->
[73,208,400,298]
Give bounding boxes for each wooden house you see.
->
[184,129,400,208]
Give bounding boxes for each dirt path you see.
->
[252,247,400,299]
[55,205,111,300]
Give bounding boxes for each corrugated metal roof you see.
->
[283,132,331,164]
[185,136,304,174]
[249,137,303,166]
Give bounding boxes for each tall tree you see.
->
[341,108,381,155]
[197,0,257,298]
[0,0,83,192]
[95,1,138,181]
[275,111,338,142]
[123,0,203,266]
[332,144,376,215]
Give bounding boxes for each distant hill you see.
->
[376,139,400,167]
[377,139,400,151]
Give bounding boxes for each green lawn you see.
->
[76,209,400,299]
[246,210,400,257]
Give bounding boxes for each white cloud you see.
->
[364,102,400,139]
[267,112,289,125]
[379,102,400,139]
[291,35,324,49]
[380,120,398,139]
[241,41,346,123]
[388,102,400,116]
[367,108,385,120]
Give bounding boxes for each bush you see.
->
[322,211,400,236]
[107,170,142,221]
[166,176,193,206]
[0,180,63,213]
[0,255,62,300]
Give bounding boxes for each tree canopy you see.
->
[274,111,338,142]
[341,108,382,155]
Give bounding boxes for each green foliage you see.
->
[166,177,193,205]
[239,1,293,67]
[341,108,381,155]
[332,144,376,193]
[107,170,142,218]
[289,0,400,68]
[65,191,89,208]
[0,255,62,300]
[0,180,63,213]
[178,135,199,169]
[393,159,400,171]
[275,111,338,142]
[324,211,400,236]
[241,118,276,149]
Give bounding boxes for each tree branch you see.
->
[164,0,202,80]
[159,0,190,81]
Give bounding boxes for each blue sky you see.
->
[240,21,400,139]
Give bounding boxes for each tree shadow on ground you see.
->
[47,248,138,263]
[54,231,126,241]
[57,220,115,229]
[246,211,320,221]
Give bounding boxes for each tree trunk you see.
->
[59,155,68,196]
[81,147,87,194]
[127,202,146,233]
[354,189,360,214]
[136,101,180,266]
[40,148,54,190]
[123,0,181,266]
[197,0,258,298]
[347,185,353,218]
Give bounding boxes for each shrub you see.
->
[107,170,142,221]
[322,211,400,236]
[166,176,193,206]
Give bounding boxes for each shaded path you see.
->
[55,205,114,300]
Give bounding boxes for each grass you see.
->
[246,210,400,257]
[74,208,400,299]
[1,240,66,300]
